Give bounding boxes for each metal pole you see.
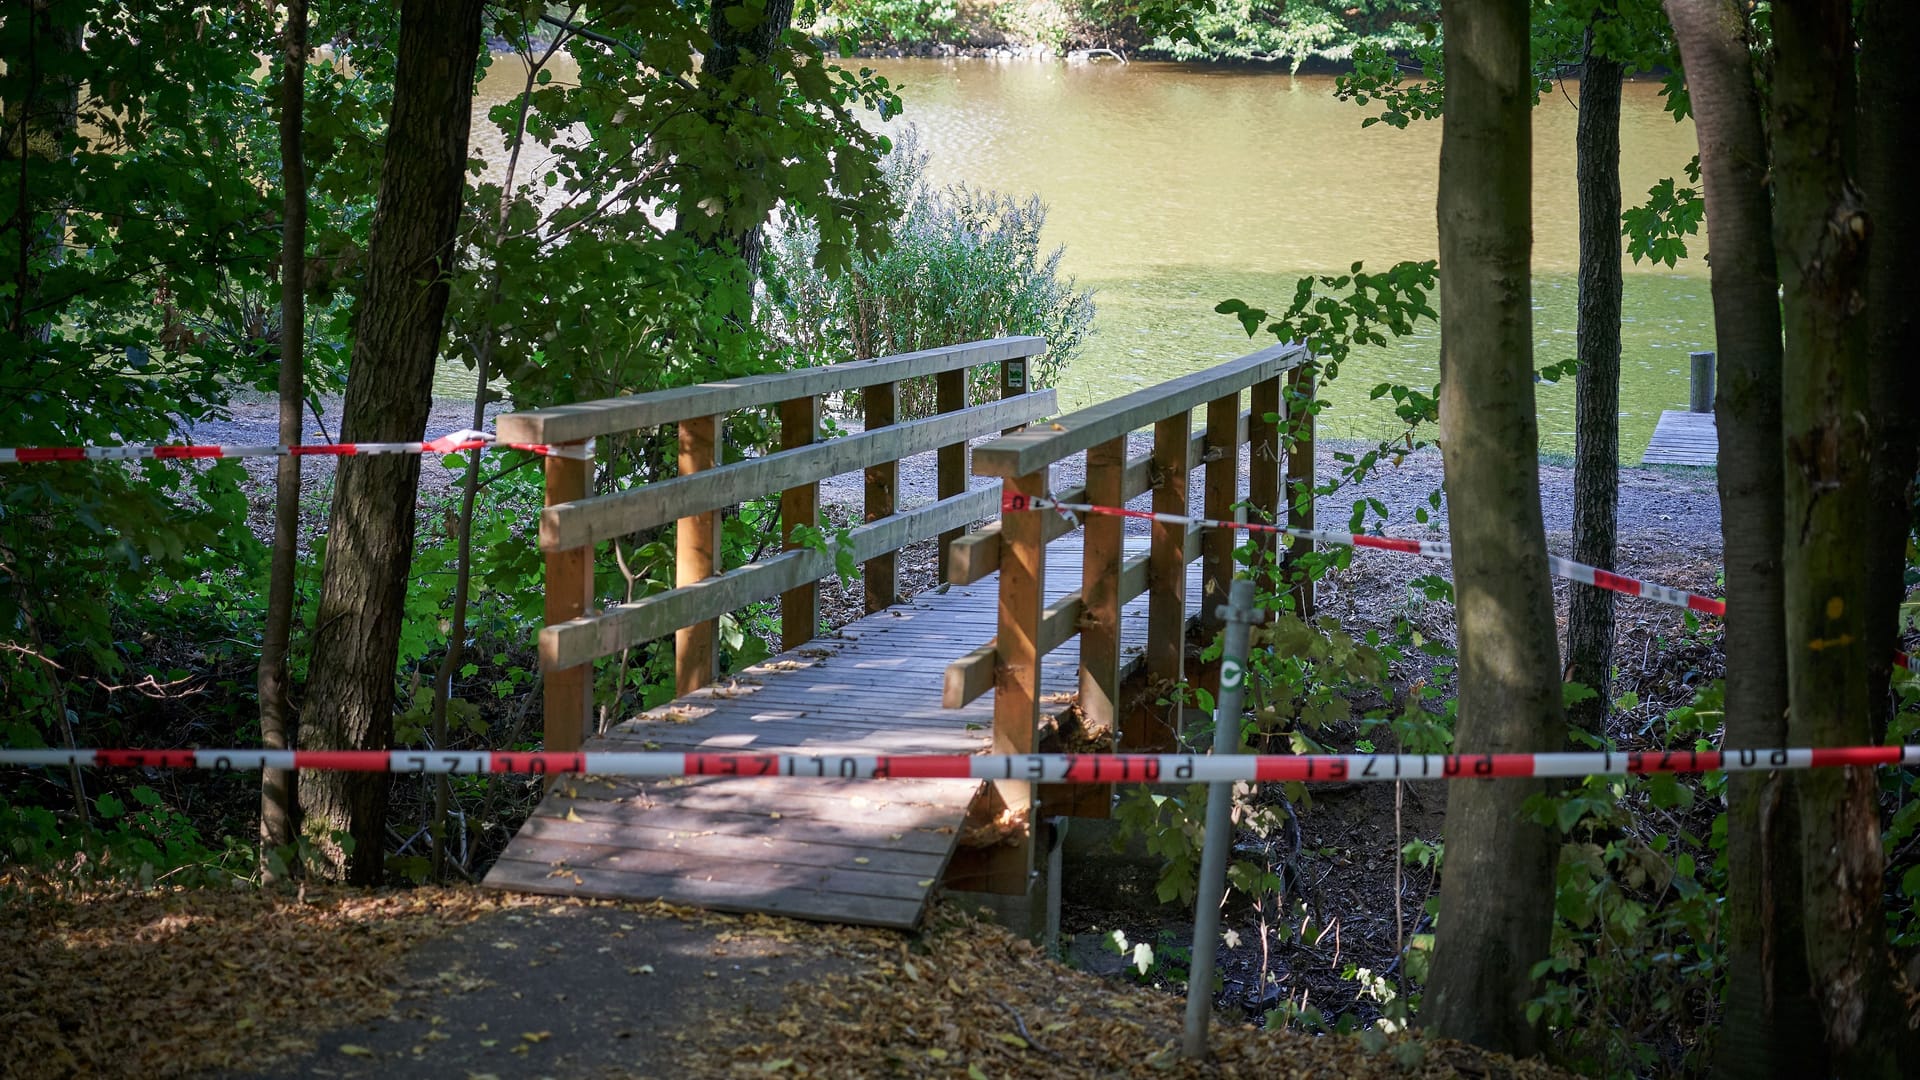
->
[1044,816,1068,960]
[1689,351,1715,413]
[1183,577,1258,1058]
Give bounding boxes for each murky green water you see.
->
[470,57,1710,458]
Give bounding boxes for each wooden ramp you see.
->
[1641,409,1717,466]
[484,542,1195,929]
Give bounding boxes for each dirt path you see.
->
[2,883,1574,1080]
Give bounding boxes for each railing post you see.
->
[1285,365,1316,616]
[936,368,968,583]
[1001,353,1029,433]
[1249,376,1282,570]
[863,379,899,612]
[984,468,1046,894]
[1079,436,1126,738]
[1138,410,1190,749]
[675,415,719,696]
[779,395,819,651]
[543,441,593,754]
[1201,391,1241,637]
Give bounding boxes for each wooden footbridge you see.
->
[483,337,1317,928]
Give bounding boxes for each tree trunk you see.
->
[259,0,308,878]
[298,0,485,884]
[1770,3,1903,1073]
[1419,0,1562,1056]
[4,5,81,345]
[1660,3,1817,1073]
[673,0,798,275]
[1565,30,1622,736]
[1859,0,1920,744]
[429,32,561,881]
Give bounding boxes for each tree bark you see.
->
[428,31,564,880]
[673,0,799,275]
[259,0,308,878]
[1659,3,1817,1073]
[1565,29,1622,736]
[1859,0,1920,744]
[1419,0,1562,1056]
[1770,3,1903,1073]
[298,0,484,884]
[3,5,81,344]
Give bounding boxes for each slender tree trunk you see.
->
[427,34,561,880]
[1566,30,1622,735]
[1660,2,1817,1073]
[1770,3,1903,1074]
[4,6,80,344]
[1420,0,1562,1056]
[259,0,308,879]
[298,0,485,884]
[1859,0,1920,744]
[672,0,798,275]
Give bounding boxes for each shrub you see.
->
[763,127,1094,417]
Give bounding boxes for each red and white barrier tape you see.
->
[1,746,1917,781]
[1001,491,1914,671]
[0,430,591,464]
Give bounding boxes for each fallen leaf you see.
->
[338,1044,375,1058]
[522,1031,551,1043]
[994,1032,1029,1049]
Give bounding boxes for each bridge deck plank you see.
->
[484,542,1198,929]
[1641,410,1718,467]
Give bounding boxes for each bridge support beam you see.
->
[972,467,1045,896]
[542,441,593,755]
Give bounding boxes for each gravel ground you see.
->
[189,395,1721,566]
[188,396,1724,642]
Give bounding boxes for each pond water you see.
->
[471,56,1711,458]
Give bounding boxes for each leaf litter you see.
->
[1,880,1573,1080]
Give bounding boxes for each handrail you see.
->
[539,392,1053,553]
[937,341,1316,897]
[497,336,1046,444]
[970,341,1308,478]
[527,337,1047,764]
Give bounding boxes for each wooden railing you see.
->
[497,336,1054,758]
[941,341,1315,893]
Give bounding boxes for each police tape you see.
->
[999,491,1914,671]
[0,430,592,464]
[3,746,1917,782]
[1003,491,1730,616]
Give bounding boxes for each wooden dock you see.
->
[1641,409,1717,467]
[483,542,1197,929]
